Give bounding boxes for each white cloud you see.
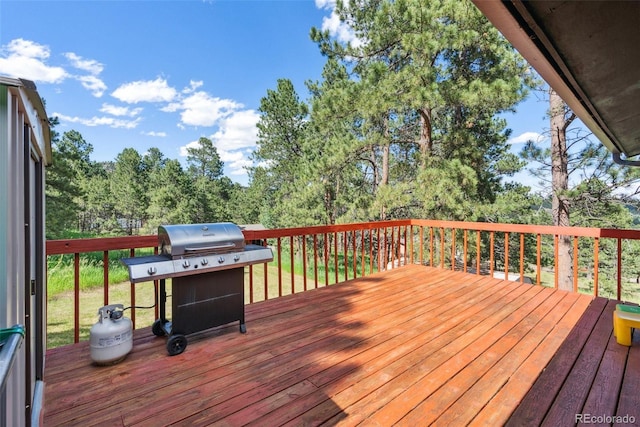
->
[218,148,252,176]
[0,38,68,83]
[316,4,363,48]
[64,52,103,75]
[164,91,242,127]
[508,131,545,145]
[142,131,167,137]
[77,75,107,97]
[111,77,178,103]
[315,0,336,9]
[100,103,142,117]
[178,109,259,177]
[210,109,259,151]
[55,112,140,129]
[182,80,204,94]
[178,139,200,157]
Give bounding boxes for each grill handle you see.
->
[184,242,237,252]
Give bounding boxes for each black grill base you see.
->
[155,268,245,355]
[172,268,245,335]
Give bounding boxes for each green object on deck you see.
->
[616,304,640,314]
[0,325,25,343]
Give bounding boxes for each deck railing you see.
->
[46,219,640,345]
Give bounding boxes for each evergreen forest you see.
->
[46,0,640,241]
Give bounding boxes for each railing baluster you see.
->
[263,261,268,300]
[419,226,424,266]
[554,234,559,289]
[573,236,579,293]
[249,264,254,304]
[352,230,357,277]
[369,229,373,274]
[594,237,599,297]
[504,232,509,279]
[324,232,329,286]
[429,227,434,267]
[451,228,456,271]
[476,230,481,275]
[290,235,295,294]
[74,252,80,343]
[617,237,622,300]
[334,232,339,285]
[343,231,349,281]
[536,234,541,286]
[277,238,282,297]
[361,229,365,276]
[490,232,495,277]
[302,235,307,291]
[313,234,318,289]
[129,248,135,329]
[519,233,525,284]
[463,230,468,273]
[440,228,445,269]
[103,251,109,306]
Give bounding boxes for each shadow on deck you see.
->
[42,265,639,426]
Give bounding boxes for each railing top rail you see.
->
[409,219,640,240]
[45,219,640,256]
[242,220,412,240]
[46,235,158,255]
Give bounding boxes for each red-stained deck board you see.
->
[42,265,640,427]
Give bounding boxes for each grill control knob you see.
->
[200,258,209,266]
[233,255,240,262]
[218,256,225,264]
[147,266,157,275]
[182,260,191,268]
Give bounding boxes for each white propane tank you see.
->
[90,304,133,365]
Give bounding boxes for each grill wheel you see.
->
[167,334,187,356]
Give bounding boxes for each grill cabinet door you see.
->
[171,268,245,335]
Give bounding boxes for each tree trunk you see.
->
[418,107,433,167]
[550,89,573,291]
[379,115,390,220]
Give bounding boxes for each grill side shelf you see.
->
[121,255,175,283]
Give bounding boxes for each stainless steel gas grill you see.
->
[121,222,273,356]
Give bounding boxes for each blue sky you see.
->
[0,0,552,188]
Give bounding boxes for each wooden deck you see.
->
[41,265,639,426]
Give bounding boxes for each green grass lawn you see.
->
[46,262,321,348]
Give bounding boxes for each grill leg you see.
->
[159,279,168,323]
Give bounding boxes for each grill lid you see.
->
[159,222,245,258]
